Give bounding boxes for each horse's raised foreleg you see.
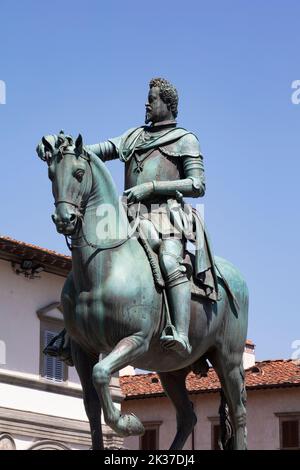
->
[158,369,197,450]
[71,341,104,450]
[92,334,149,437]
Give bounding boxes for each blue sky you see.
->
[0,0,299,360]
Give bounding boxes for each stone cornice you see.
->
[0,406,91,446]
[0,369,83,398]
[0,369,124,403]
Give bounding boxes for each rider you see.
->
[37,77,206,358]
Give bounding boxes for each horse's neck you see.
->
[84,154,129,241]
[72,154,132,289]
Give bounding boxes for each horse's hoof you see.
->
[115,413,145,437]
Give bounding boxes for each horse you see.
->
[39,133,249,450]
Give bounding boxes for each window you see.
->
[212,424,221,450]
[141,429,157,450]
[276,413,300,450]
[208,417,222,450]
[281,419,300,449]
[39,318,68,382]
[139,422,161,450]
[42,330,65,382]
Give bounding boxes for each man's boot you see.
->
[44,329,74,366]
[160,280,192,357]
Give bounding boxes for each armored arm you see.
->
[152,154,205,198]
[152,134,205,198]
[85,141,118,162]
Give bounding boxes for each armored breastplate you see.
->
[124,147,183,191]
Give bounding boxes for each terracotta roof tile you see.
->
[120,360,300,400]
[0,235,71,275]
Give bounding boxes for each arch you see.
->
[28,440,71,450]
[0,433,16,450]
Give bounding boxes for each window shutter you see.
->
[211,424,221,450]
[141,429,157,450]
[282,420,299,448]
[43,330,65,382]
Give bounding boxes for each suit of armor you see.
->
[87,120,205,356]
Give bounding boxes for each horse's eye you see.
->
[74,169,85,182]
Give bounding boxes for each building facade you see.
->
[1,235,300,451]
[120,355,300,450]
[0,236,123,450]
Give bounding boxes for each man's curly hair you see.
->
[149,77,179,118]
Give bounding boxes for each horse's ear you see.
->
[75,134,83,153]
[42,136,54,153]
[57,130,65,145]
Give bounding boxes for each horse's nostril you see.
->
[70,214,76,222]
[51,214,57,223]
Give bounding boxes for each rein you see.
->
[55,200,80,209]
[63,209,137,252]
[57,195,139,253]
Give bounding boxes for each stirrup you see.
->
[160,325,192,357]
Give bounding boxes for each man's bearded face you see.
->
[145,86,171,124]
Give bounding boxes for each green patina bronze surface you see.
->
[36,78,249,450]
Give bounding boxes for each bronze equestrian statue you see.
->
[36,78,249,450]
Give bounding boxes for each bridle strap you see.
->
[54,155,91,211]
[55,200,81,209]
[53,152,138,252]
[80,222,132,250]
[64,217,135,252]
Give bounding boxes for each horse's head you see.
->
[39,132,92,235]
